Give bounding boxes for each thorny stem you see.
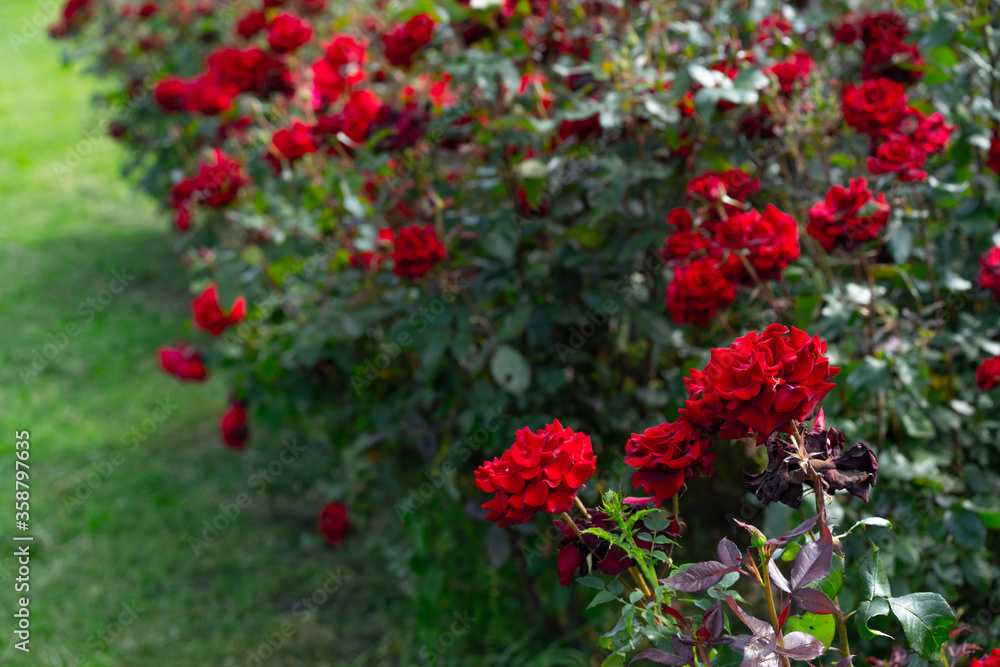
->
[560,512,584,540]
[574,495,592,520]
[834,599,852,663]
[630,566,654,600]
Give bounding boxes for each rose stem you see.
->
[574,495,591,519]
[760,554,792,667]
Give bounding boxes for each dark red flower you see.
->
[318,502,354,545]
[842,79,907,137]
[858,12,910,44]
[310,34,368,107]
[807,178,890,251]
[976,357,1000,391]
[661,229,711,264]
[687,169,760,203]
[980,247,1000,300]
[475,420,596,527]
[867,137,927,182]
[861,33,925,84]
[390,223,446,279]
[340,89,382,143]
[714,204,800,281]
[625,419,717,504]
[988,129,1000,173]
[49,0,95,37]
[192,284,247,335]
[220,401,249,450]
[267,12,313,54]
[266,120,318,172]
[154,77,188,112]
[665,259,737,325]
[680,323,840,441]
[158,344,207,381]
[382,14,436,68]
[557,115,602,143]
[235,10,267,39]
[171,150,248,216]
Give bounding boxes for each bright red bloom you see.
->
[680,323,840,441]
[665,259,737,326]
[625,419,718,504]
[192,284,247,335]
[687,169,760,203]
[318,502,354,545]
[266,120,318,172]
[171,150,248,212]
[154,77,188,112]
[807,178,890,251]
[976,357,1000,391]
[49,0,95,37]
[382,14,436,68]
[989,129,1000,173]
[858,15,924,84]
[661,229,711,264]
[158,344,208,381]
[311,34,368,107]
[391,223,446,279]
[340,89,382,143]
[980,247,1000,300]
[842,79,907,137]
[714,204,800,281]
[867,137,927,182]
[204,46,290,97]
[235,10,267,39]
[267,12,313,54]
[768,51,813,95]
[971,649,1000,667]
[220,401,249,450]
[475,420,596,527]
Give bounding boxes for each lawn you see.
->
[0,1,406,664]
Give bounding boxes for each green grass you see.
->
[0,2,405,664]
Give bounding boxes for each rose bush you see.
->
[52,0,1000,661]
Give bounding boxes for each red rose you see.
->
[382,14,436,68]
[714,204,800,281]
[976,356,1000,391]
[665,259,737,326]
[905,110,953,155]
[625,419,718,504]
[154,77,188,112]
[172,150,248,215]
[661,229,711,264]
[318,502,354,545]
[666,207,693,231]
[686,169,759,203]
[680,323,840,441]
[842,79,907,137]
[181,75,237,115]
[266,120,318,172]
[340,89,382,143]
[767,51,813,95]
[49,0,94,37]
[192,284,247,335]
[267,12,313,54]
[475,420,596,527]
[988,128,1000,173]
[867,137,927,182]
[205,46,291,98]
[972,649,1000,667]
[858,12,909,44]
[980,247,1000,300]
[158,344,207,381]
[298,0,327,13]
[235,10,267,39]
[807,178,890,251]
[861,33,924,84]
[220,401,249,450]
[390,223,446,279]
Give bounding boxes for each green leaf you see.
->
[888,593,955,660]
[577,576,605,590]
[785,613,836,648]
[945,509,986,549]
[589,589,618,608]
[841,517,893,536]
[489,345,531,396]
[601,654,625,667]
[860,549,891,600]
[856,596,893,640]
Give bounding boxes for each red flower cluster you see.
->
[220,400,249,450]
[192,284,247,335]
[391,224,446,279]
[661,170,798,325]
[158,344,207,381]
[972,649,1000,667]
[318,502,354,545]
[382,14,437,69]
[842,78,953,183]
[154,47,291,115]
[311,34,368,107]
[266,120,317,172]
[475,420,596,527]
[625,419,718,505]
[807,178,890,251]
[169,150,248,232]
[767,51,813,95]
[836,12,925,84]
[267,12,313,54]
[680,323,840,441]
[976,356,1000,391]
[981,247,1000,301]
